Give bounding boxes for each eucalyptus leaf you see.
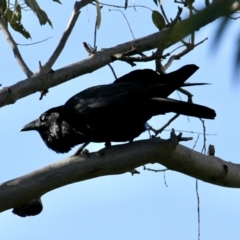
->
[152,10,165,30]
[25,0,52,27]
[95,0,101,29]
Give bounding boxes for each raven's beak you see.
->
[21,120,38,132]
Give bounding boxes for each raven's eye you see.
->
[40,115,46,122]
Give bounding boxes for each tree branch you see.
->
[41,0,93,73]
[0,18,33,77]
[0,137,239,214]
[0,0,237,108]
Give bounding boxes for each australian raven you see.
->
[21,64,216,153]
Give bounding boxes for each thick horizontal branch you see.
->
[0,137,240,213]
[0,0,236,108]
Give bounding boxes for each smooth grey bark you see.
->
[1,137,240,213]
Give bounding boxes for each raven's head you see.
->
[21,106,87,153]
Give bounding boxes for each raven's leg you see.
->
[105,141,111,147]
[72,141,90,156]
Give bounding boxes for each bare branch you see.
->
[42,0,93,73]
[0,18,33,77]
[1,137,240,214]
[177,87,193,102]
[164,38,208,70]
[107,64,117,80]
[170,6,183,28]
[148,114,180,136]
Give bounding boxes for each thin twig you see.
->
[160,5,170,24]
[109,9,135,39]
[196,179,200,240]
[169,7,183,29]
[199,118,206,154]
[92,1,152,11]
[149,114,180,136]
[17,36,53,46]
[0,18,33,77]
[143,165,169,187]
[108,64,117,80]
[169,44,185,55]
[124,0,128,9]
[143,166,168,173]
[164,38,208,70]
[163,171,168,187]
[178,88,193,103]
[192,134,200,150]
[163,129,216,136]
[112,51,169,66]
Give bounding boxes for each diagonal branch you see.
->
[0,137,240,214]
[0,18,33,77]
[41,0,93,73]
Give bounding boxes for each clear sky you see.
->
[1,1,240,240]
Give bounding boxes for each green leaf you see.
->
[0,0,6,16]
[9,19,31,39]
[15,4,22,22]
[53,0,61,4]
[153,0,163,6]
[6,6,21,23]
[25,0,53,27]
[152,10,165,30]
[95,0,101,29]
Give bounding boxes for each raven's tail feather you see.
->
[150,98,216,119]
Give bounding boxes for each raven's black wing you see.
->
[113,64,199,97]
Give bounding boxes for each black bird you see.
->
[21,64,216,153]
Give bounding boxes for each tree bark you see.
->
[1,137,240,213]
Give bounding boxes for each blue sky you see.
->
[1,1,240,239]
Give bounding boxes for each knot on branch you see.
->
[12,198,43,217]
